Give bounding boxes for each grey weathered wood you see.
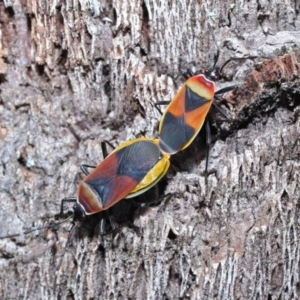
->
[0,0,299,299]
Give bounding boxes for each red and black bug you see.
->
[70,137,170,218]
[1,137,170,269]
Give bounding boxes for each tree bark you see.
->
[0,0,299,299]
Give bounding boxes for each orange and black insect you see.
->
[156,25,256,181]
[1,137,170,269]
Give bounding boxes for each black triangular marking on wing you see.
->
[159,112,195,154]
[116,141,160,181]
[185,85,208,112]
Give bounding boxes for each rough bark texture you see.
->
[0,0,300,299]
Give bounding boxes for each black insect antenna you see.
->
[205,23,222,81]
[219,55,262,77]
[26,216,74,234]
[208,23,220,68]
[0,215,73,240]
[0,214,79,270]
[206,24,262,81]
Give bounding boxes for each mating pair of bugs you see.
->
[2,27,249,269]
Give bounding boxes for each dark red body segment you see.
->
[77,140,162,214]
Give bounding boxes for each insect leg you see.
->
[59,197,77,216]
